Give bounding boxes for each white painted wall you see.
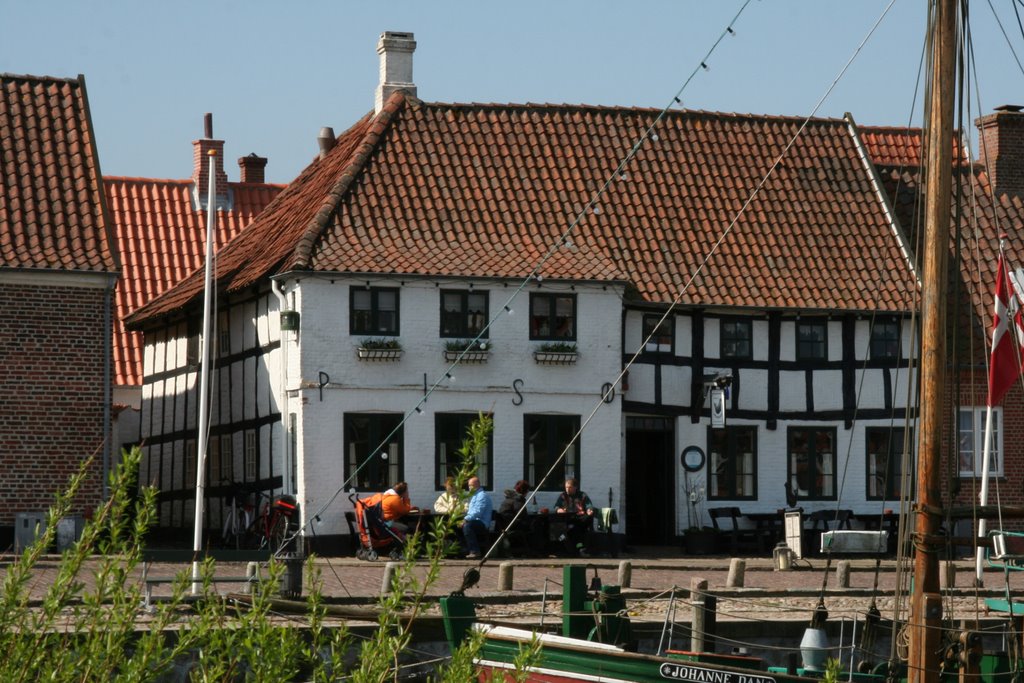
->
[291,277,626,537]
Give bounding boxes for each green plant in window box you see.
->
[537,341,577,353]
[359,337,402,350]
[357,337,403,361]
[444,339,489,352]
[444,339,489,363]
[534,341,578,365]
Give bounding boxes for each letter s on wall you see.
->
[512,378,524,406]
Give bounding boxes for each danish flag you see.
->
[988,254,1024,406]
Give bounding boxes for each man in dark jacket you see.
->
[554,478,594,556]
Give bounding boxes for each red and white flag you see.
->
[988,254,1024,406]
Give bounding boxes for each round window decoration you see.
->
[681,446,706,472]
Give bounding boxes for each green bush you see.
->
[0,415,532,681]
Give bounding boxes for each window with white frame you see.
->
[958,407,1003,477]
[244,431,256,480]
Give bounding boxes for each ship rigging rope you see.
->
[478,0,905,575]
[295,0,758,540]
[291,0,918,608]
[958,0,1024,608]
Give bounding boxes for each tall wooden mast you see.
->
[909,1,957,681]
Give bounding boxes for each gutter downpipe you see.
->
[192,151,218,594]
[271,279,292,498]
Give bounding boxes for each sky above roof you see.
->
[3,1,1023,185]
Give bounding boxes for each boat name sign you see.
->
[659,663,775,683]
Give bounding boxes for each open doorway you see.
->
[625,417,675,545]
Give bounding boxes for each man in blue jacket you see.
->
[462,476,492,559]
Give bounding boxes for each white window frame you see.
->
[958,406,1004,477]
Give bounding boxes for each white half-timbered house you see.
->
[127,32,929,551]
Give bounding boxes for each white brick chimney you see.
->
[375,31,416,114]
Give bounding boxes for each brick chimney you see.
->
[375,31,416,114]
[193,112,229,206]
[977,105,1024,198]
[238,153,267,184]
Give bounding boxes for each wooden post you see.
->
[244,561,260,594]
[498,562,514,591]
[381,562,398,594]
[617,560,632,588]
[836,560,851,588]
[726,559,745,587]
[910,1,956,681]
[690,577,716,653]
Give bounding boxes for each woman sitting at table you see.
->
[498,479,530,516]
[555,478,594,556]
[434,477,464,516]
[382,482,415,535]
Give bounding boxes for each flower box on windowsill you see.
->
[533,350,578,365]
[357,347,403,362]
[443,349,489,364]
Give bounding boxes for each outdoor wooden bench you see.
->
[139,548,274,609]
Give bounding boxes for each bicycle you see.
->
[221,489,256,549]
[248,491,300,554]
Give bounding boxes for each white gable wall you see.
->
[290,277,625,537]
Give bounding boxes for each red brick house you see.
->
[862,109,1024,530]
[0,73,120,546]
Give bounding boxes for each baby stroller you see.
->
[350,493,406,561]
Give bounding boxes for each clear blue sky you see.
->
[3,1,1022,184]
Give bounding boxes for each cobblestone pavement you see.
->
[8,552,1023,626]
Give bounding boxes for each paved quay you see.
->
[8,552,1023,625]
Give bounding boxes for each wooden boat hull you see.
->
[475,625,811,683]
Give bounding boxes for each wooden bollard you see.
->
[618,561,632,588]
[726,559,745,587]
[381,562,398,594]
[836,560,851,588]
[941,561,956,590]
[692,581,708,655]
[243,561,260,594]
[498,562,514,591]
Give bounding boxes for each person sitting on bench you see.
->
[555,478,594,557]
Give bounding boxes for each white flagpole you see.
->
[192,150,218,593]
[975,405,995,585]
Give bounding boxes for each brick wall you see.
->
[192,138,229,202]
[945,370,1024,516]
[977,110,1024,198]
[0,283,108,525]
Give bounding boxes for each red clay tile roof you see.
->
[1,73,118,273]
[130,93,920,325]
[106,178,281,385]
[859,124,1024,359]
